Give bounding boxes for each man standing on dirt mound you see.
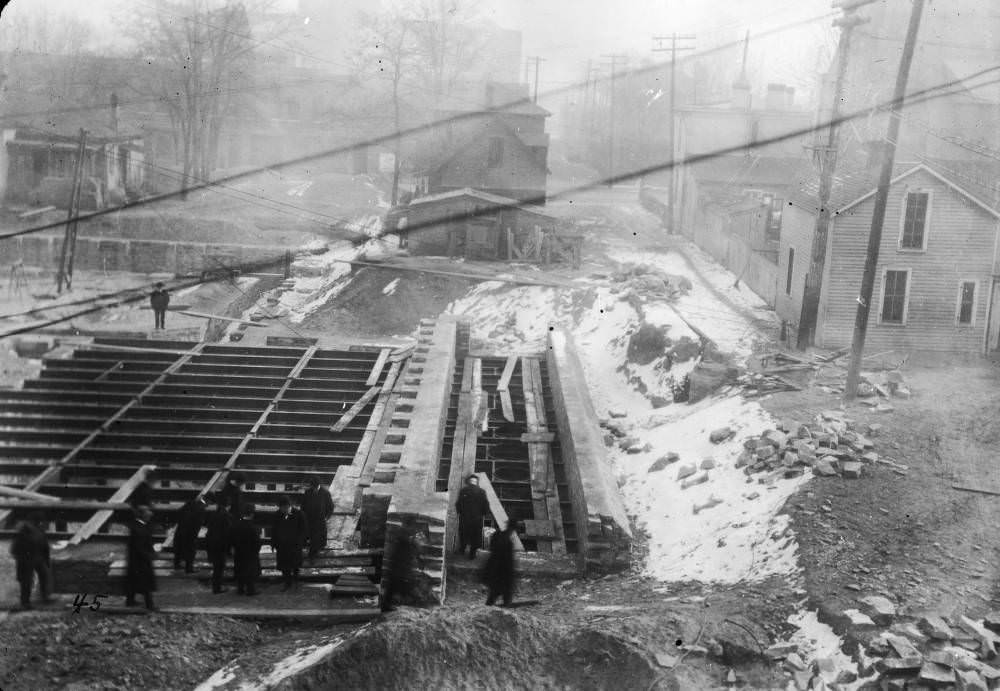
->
[456,474,490,559]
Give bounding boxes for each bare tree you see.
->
[130,0,286,198]
[357,10,414,205]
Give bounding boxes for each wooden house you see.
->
[413,83,550,204]
[778,160,1000,356]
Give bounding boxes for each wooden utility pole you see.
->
[796,1,876,349]
[601,54,627,188]
[652,33,695,234]
[56,128,88,293]
[527,56,545,104]
[844,0,926,399]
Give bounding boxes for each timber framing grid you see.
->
[0,338,407,543]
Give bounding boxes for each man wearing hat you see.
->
[149,282,170,330]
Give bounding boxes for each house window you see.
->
[765,195,783,242]
[880,269,909,324]
[900,191,929,249]
[957,281,976,325]
[487,137,504,168]
[785,247,794,295]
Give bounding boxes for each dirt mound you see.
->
[0,611,262,690]
[276,607,662,691]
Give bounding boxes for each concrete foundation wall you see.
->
[546,329,632,573]
[380,317,458,604]
[0,234,287,276]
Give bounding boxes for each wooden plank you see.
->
[522,519,557,538]
[266,336,319,348]
[472,358,482,393]
[475,472,524,552]
[461,357,474,393]
[143,607,378,621]
[359,393,400,488]
[179,310,265,326]
[68,464,156,546]
[330,386,381,433]
[0,342,206,526]
[500,390,515,422]
[388,343,415,362]
[497,355,517,392]
[380,361,401,394]
[0,485,60,503]
[521,432,555,443]
[366,348,391,386]
[0,499,132,511]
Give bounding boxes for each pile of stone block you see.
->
[722,410,896,482]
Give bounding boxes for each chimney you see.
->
[110,92,120,136]
[765,83,785,111]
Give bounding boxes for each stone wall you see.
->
[0,233,287,276]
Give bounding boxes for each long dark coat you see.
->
[204,509,233,557]
[150,288,170,312]
[175,498,207,553]
[271,510,308,572]
[301,487,334,549]
[126,519,157,592]
[484,528,516,592]
[11,522,50,583]
[129,481,153,509]
[219,483,246,520]
[231,518,261,581]
[456,484,490,549]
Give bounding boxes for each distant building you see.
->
[413,83,551,204]
[778,158,1000,356]
[3,95,144,209]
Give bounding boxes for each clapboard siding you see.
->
[816,169,998,354]
[775,204,817,326]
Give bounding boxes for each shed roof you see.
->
[409,187,554,218]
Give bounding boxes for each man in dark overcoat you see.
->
[174,494,207,573]
[484,520,517,607]
[271,496,308,591]
[125,505,157,610]
[231,503,261,596]
[10,511,51,610]
[150,282,170,330]
[301,478,334,561]
[219,472,247,521]
[204,494,233,594]
[455,474,490,559]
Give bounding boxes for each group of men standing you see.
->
[123,473,335,604]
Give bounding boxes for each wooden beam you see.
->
[475,472,524,552]
[365,348,390,386]
[388,344,415,363]
[0,342,206,526]
[500,390,515,422]
[330,386,381,433]
[0,499,131,511]
[68,464,156,545]
[178,310,266,326]
[0,485,60,503]
[497,355,517,392]
[521,431,555,443]
[524,357,565,555]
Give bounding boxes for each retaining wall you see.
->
[546,329,632,572]
[0,233,287,276]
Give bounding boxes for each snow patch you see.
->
[382,277,400,295]
[788,610,872,690]
[614,394,808,583]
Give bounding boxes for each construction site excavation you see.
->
[8,0,1000,689]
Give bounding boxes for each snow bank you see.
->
[788,610,872,690]
[614,395,808,582]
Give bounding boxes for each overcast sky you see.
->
[3,0,835,97]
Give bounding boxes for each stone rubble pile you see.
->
[765,605,1000,690]
[718,409,903,483]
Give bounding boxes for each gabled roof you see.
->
[789,158,1000,219]
[413,117,548,176]
[409,187,554,217]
